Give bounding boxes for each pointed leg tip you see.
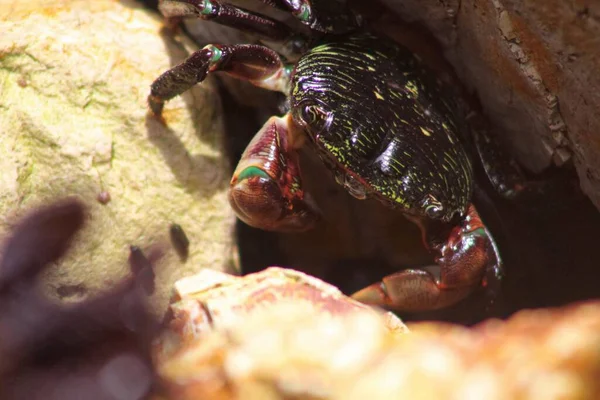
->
[146,98,167,125]
[351,283,390,308]
[147,95,165,117]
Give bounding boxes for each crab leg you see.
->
[158,0,293,40]
[148,43,292,115]
[257,0,358,33]
[353,204,502,312]
[256,0,289,10]
[465,112,527,200]
[228,113,320,232]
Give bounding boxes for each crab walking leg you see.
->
[445,93,527,200]
[256,0,289,10]
[258,0,358,34]
[466,112,527,200]
[467,114,554,203]
[353,204,501,312]
[229,113,320,232]
[158,0,292,40]
[148,44,292,115]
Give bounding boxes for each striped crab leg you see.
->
[148,43,292,115]
[148,43,318,232]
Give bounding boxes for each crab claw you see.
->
[229,115,320,233]
[352,204,501,312]
[351,269,474,312]
[229,171,320,232]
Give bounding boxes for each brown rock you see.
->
[378,0,600,209]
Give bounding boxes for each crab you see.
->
[148,0,521,312]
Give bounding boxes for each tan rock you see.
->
[155,268,600,399]
[0,0,235,315]
[154,267,408,399]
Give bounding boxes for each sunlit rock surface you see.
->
[0,0,235,316]
[155,268,600,400]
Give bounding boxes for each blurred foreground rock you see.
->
[154,267,408,399]
[0,201,597,400]
[0,0,235,315]
[155,268,600,400]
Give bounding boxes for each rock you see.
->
[0,0,235,316]
[154,267,408,399]
[404,301,600,399]
[377,0,600,210]
[154,267,600,399]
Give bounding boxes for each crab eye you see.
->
[298,103,332,134]
[421,194,445,219]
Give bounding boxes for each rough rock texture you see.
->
[154,268,600,399]
[154,267,409,399]
[0,0,235,315]
[405,301,600,399]
[378,0,600,210]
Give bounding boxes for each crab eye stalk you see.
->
[297,103,332,135]
[288,0,359,33]
[421,194,446,220]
